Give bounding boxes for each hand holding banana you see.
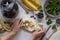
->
[22,0,41,11]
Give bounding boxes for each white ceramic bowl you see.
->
[44,0,60,18]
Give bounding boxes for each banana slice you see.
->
[22,18,35,32]
[34,25,38,30]
[38,22,43,26]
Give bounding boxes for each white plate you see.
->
[49,30,60,40]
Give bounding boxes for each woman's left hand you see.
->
[1,19,22,40]
[12,18,22,33]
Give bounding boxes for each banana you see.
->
[30,0,41,6]
[22,0,38,11]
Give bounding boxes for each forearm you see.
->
[1,31,16,40]
[5,32,16,39]
[30,38,35,40]
[31,38,36,40]
[30,37,36,40]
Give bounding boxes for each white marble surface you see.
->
[0,0,48,40]
[0,0,57,40]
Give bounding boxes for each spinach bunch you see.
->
[46,0,60,16]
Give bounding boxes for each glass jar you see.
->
[0,0,18,18]
[37,12,44,21]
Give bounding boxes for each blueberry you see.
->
[37,13,44,19]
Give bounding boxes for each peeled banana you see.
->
[22,0,38,11]
[30,0,41,6]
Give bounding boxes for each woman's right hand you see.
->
[31,27,46,40]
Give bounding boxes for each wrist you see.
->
[12,29,18,33]
[30,36,36,40]
[11,31,17,35]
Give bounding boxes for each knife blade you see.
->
[39,25,51,40]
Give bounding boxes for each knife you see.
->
[39,25,51,40]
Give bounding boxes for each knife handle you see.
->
[47,31,55,40]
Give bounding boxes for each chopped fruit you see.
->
[38,22,43,26]
[34,25,38,30]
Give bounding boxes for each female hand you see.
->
[12,18,22,33]
[31,27,46,40]
[1,19,22,40]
